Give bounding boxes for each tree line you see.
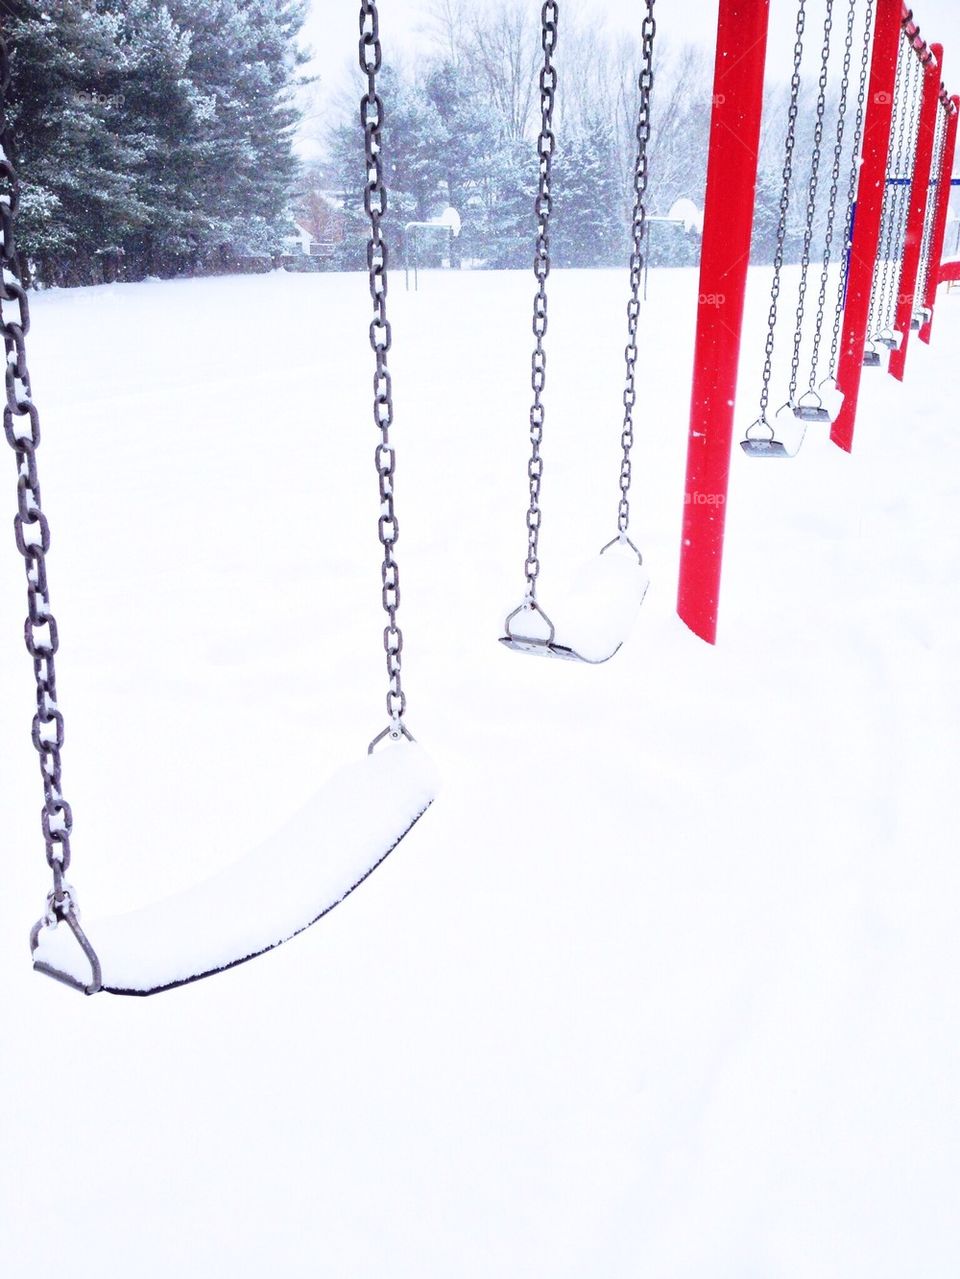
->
[5,0,306,286]
[4,0,852,288]
[318,5,710,272]
[313,3,850,274]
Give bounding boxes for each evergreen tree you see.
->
[6,0,147,281]
[423,61,500,266]
[552,120,623,269]
[481,138,537,269]
[6,0,308,283]
[165,0,308,258]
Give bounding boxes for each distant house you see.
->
[308,193,350,248]
[283,223,315,256]
[292,191,368,267]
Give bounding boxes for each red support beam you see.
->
[831,0,903,453]
[888,42,942,378]
[676,0,769,645]
[920,93,959,343]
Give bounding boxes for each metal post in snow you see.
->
[831,0,903,453]
[676,0,770,646]
[920,93,960,343]
[888,39,942,379]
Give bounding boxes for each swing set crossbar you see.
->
[678,0,959,645]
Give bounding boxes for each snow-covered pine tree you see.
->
[552,119,623,269]
[423,60,501,267]
[6,0,148,284]
[164,0,308,267]
[7,0,308,283]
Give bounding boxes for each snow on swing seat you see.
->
[501,541,649,664]
[33,742,438,996]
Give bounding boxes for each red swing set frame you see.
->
[677,0,959,645]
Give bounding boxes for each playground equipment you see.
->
[742,0,815,458]
[680,0,957,644]
[866,45,919,360]
[1,3,437,995]
[500,0,654,663]
[742,0,872,457]
[403,206,462,290]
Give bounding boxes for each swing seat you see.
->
[740,437,792,457]
[816,379,845,419]
[876,329,900,350]
[499,538,649,665]
[31,742,438,996]
[910,307,931,330]
[498,628,582,661]
[792,391,831,424]
[740,414,803,459]
[862,348,882,367]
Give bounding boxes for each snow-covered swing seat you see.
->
[501,536,649,664]
[6,6,437,996]
[499,3,654,665]
[742,0,868,459]
[32,744,438,995]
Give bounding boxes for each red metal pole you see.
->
[920,93,959,343]
[676,0,769,646]
[831,0,903,453]
[888,42,942,379]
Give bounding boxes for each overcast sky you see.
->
[302,0,960,140]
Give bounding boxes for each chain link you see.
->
[787,0,833,404]
[521,1,559,600]
[758,0,807,422]
[867,36,908,336]
[830,0,873,376]
[875,40,920,334]
[360,2,408,732]
[808,0,856,390]
[615,1,655,536]
[1,35,80,924]
[886,43,923,329]
[915,94,947,312]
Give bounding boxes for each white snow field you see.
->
[1,265,958,1276]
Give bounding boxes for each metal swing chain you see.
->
[916,103,946,302]
[787,0,834,405]
[360,2,408,740]
[915,98,947,311]
[830,0,874,376]
[881,42,921,332]
[887,44,924,326]
[871,39,910,334]
[522,1,559,601]
[808,0,857,391]
[615,0,655,538]
[0,38,82,932]
[757,0,807,425]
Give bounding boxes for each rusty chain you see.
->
[616,0,656,537]
[0,33,97,974]
[360,2,414,749]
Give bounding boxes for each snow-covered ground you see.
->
[1,265,958,1275]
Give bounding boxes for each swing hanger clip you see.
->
[30,885,102,995]
[600,531,644,565]
[368,715,414,755]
